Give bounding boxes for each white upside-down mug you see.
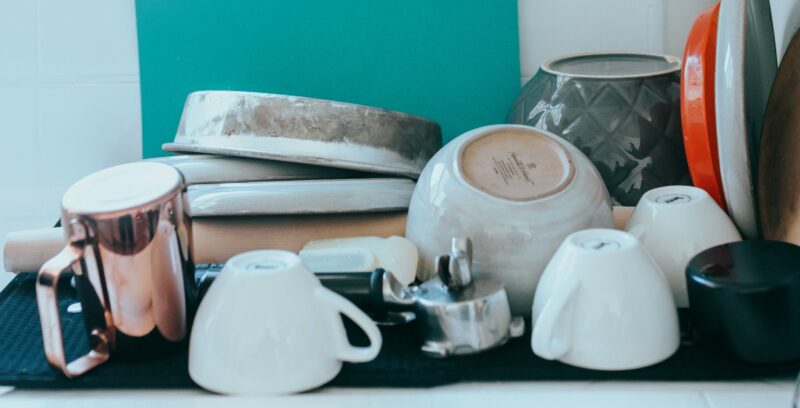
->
[626,185,742,307]
[531,228,679,370]
[189,250,382,395]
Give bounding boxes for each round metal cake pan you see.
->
[163,91,442,179]
[148,154,367,185]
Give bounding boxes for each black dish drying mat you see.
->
[1,272,798,389]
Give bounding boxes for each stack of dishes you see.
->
[152,91,442,263]
[681,0,777,239]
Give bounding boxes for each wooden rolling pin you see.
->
[4,207,634,274]
[3,213,407,273]
[3,228,64,273]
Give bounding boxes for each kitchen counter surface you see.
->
[0,381,794,407]
[0,188,795,407]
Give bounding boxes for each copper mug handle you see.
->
[36,224,110,378]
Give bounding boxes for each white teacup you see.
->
[189,250,382,395]
[625,185,742,307]
[532,229,679,370]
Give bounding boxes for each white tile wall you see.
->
[0,85,38,188]
[771,0,800,63]
[0,0,141,281]
[517,0,717,85]
[0,1,37,77]
[0,0,142,232]
[37,0,140,77]
[37,83,141,187]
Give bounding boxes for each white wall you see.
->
[0,0,142,234]
[517,0,717,85]
[771,0,800,61]
[0,0,141,282]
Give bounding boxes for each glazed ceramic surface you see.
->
[189,250,381,395]
[681,3,727,210]
[148,154,365,185]
[687,240,800,363]
[508,52,688,206]
[626,185,742,307]
[715,0,777,239]
[405,125,614,316]
[187,178,414,217]
[163,91,442,179]
[759,28,800,244]
[531,229,680,370]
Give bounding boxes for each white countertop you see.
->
[0,188,795,407]
[0,381,794,408]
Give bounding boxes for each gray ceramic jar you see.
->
[507,52,690,205]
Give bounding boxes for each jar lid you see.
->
[541,52,680,79]
[687,240,800,289]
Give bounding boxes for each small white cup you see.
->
[625,185,742,307]
[531,228,679,370]
[189,250,382,395]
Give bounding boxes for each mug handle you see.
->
[314,286,383,363]
[36,243,110,378]
[531,279,579,360]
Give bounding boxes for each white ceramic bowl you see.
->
[405,124,614,315]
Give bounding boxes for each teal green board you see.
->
[135,0,520,158]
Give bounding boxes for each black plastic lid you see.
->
[687,240,800,289]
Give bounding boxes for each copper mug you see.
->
[36,162,197,377]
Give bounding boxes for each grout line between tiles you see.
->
[34,0,40,78]
[33,77,41,185]
[32,0,42,188]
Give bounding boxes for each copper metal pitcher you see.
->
[36,162,196,377]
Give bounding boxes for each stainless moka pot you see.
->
[310,238,525,357]
[36,162,197,377]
